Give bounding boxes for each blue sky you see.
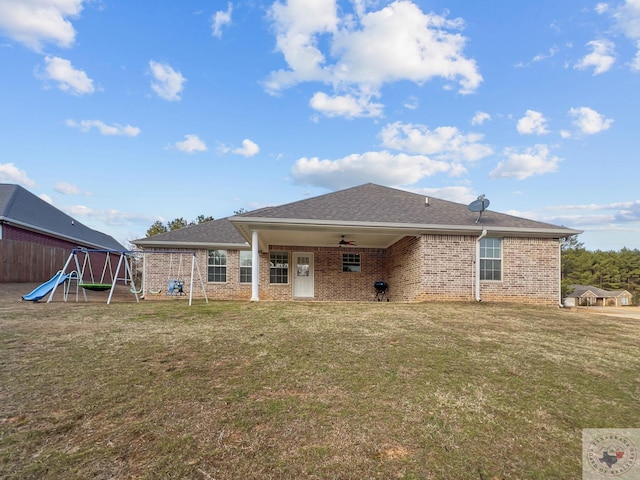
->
[1,0,639,251]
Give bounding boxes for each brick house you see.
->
[133,183,581,305]
[1,183,125,282]
[564,285,633,307]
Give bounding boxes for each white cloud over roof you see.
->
[291,151,453,190]
[380,122,493,162]
[489,144,561,180]
[266,0,481,118]
[0,0,84,52]
[0,162,36,187]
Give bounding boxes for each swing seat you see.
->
[80,283,113,291]
[168,279,185,296]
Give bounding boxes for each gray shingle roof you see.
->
[133,183,581,248]
[0,184,125,250]
[132,217,247,247]
[239,183,577,231]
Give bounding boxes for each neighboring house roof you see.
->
[134,183,582,251]
[0,184,125,250]
[567,284,632,298]
[133,217,248,249]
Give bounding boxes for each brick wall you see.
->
[139,235,561,305]
[479,237,560,306]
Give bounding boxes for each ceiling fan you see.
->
[338,235,357,246]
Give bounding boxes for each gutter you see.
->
[475,229,487,302]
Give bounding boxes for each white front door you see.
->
[293,252,314,298]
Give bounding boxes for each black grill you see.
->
[374,281,389,301]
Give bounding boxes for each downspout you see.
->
[558,241,564,308]
[250,230,260,301]
[475,229,487,302]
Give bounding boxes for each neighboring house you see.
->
[0,184,125,282]
[133,183,581,305]
[564,284,633,307]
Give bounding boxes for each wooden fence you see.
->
[0,239,70,283]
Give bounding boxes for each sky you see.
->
[1,0,639,251]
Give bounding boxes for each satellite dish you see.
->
[468,194,490,223]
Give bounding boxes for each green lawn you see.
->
[1,299,638,479]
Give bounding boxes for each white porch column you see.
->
[251,230,260,301]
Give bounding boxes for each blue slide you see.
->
[22,272,70,302]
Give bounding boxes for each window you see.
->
[342,253,361,272]
[479,238,502,281]
[270,251,288,284]
[239,251,252,283]
[208,250,227,282]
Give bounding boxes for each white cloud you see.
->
[212,2,233,38]
[54,181,85,195]
[309,91,383,118]
[266,0,481,117]
[611,1,640,70]
[0,163,35,187]
[568,107,613,134]
[595,3,610,15]
[412,185,477,204]
[532,46,559,63]
[403,95,419,110]
[149,60,186,101]
[471,111,491,126]
[232,139,260,157]
[517,110,550,135]
[0,0,84,52]
[38,56,94,95]
[174,134,207,153]
[574,39,616,74]
[39,193,53,204]
[66,119,141,137]
[380,121,493,162]
[612,0,640,39]
[489,144,561,180]
[62,204,157,226]
[291,150,453,190]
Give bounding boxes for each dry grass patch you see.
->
[1,295,638,479]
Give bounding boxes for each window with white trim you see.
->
[239,251,252,283]
[208,250,227,282]
[270,251,288,284]
[342,253,361,272]
[479,238,502,281]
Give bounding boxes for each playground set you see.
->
[21,248,208,306]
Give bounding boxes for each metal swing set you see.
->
[47,248,139,305]
[47,249,208,306]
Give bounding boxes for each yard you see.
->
[1,284,638,479]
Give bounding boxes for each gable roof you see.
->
[0,184,125,250]
[567,285,632,298]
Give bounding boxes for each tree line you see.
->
[562,237,640,303]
